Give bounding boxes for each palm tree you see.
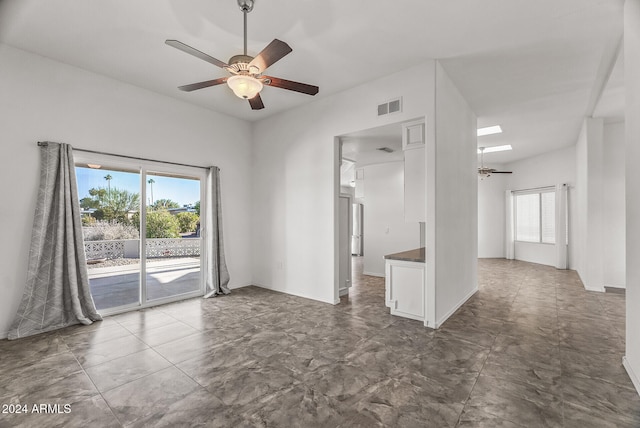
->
[104,174,112,198]
[147,178,155,205]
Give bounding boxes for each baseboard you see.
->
[623,357,640,396]
[229,283,251,290]
[604,283,625,288]
[251,284,337,306]
[575,270,606,293]
[435,286,478,328]
[363,271,384,278]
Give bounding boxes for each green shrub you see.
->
[144,210,181,239]
[82,215,96,227]
[176,212,199,233]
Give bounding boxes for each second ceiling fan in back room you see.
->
[478,147,512,179]
[165,0,319,110]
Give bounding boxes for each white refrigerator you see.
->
[351,203,363,255]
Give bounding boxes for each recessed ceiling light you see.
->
[87,164,102,169]
[477,125,502,137]
[477,145,512,154]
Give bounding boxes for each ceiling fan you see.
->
[165,0,319,110]
[478,147,512,179]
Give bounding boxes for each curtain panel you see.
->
[203,166,231,298]
[505,190,515,260]
[8,142,101,340]
[555,183,569,269]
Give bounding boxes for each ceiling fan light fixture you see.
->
[227,75,263,99]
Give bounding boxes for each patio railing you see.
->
[85,238,200,260]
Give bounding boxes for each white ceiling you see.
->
[341,122,404,167]
[0,0,625,163]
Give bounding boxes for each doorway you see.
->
[335,120,423,301]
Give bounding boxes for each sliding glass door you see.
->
[75,154,205,314]
[76,165,142,311]
[144,171,201,302]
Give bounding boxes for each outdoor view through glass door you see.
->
[75,159,203,313]
[145,172,201,301]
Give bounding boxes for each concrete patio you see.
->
[88,257,201,310]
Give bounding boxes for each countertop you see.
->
[384,247,425,263]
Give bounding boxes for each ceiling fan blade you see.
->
[178,77,228,92]
[249,39,292,73]
[263,76,319,96]
[248,93,265,110]
[165,40,228,68]
[492,171,513,174]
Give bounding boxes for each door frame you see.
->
[338,193,353,296]
[74,151,206,316]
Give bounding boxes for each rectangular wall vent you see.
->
[377,97,403,117]
[388,99,401,113]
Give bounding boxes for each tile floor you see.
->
[0,258,639,427]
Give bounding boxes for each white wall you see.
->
[586,118,605,291]
[429,62,478,327]
[602,121,625,288]
[478,170,507,258]
[251,61,436,304]
[504,145,577,268]
[624,0,640,396]
[575,118,608,291]
[0,44,253,338]
[361,162,419,276]
[574,119,625,292]
[576,124,588,277]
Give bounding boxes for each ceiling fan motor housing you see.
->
[237,0,254,12]
[227,54,260,75]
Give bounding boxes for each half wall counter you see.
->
[384,247,426,321]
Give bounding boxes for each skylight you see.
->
[477,125,503,137]
[477,145,512,154]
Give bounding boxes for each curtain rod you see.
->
[37,142,214,170]
[511,184,564,194]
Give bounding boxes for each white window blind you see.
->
[515,193,539,242]
[514,189,556,244]
[541,191,555,244]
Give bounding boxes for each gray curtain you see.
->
[8,142,102,340]
[203,166,231,298]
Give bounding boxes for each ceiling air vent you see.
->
[377,97,402,117]
[377,147,394,153]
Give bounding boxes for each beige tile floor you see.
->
[0,258,638,427]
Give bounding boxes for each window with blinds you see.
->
[514,190,555,244]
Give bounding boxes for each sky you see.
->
[75,167,200,207]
